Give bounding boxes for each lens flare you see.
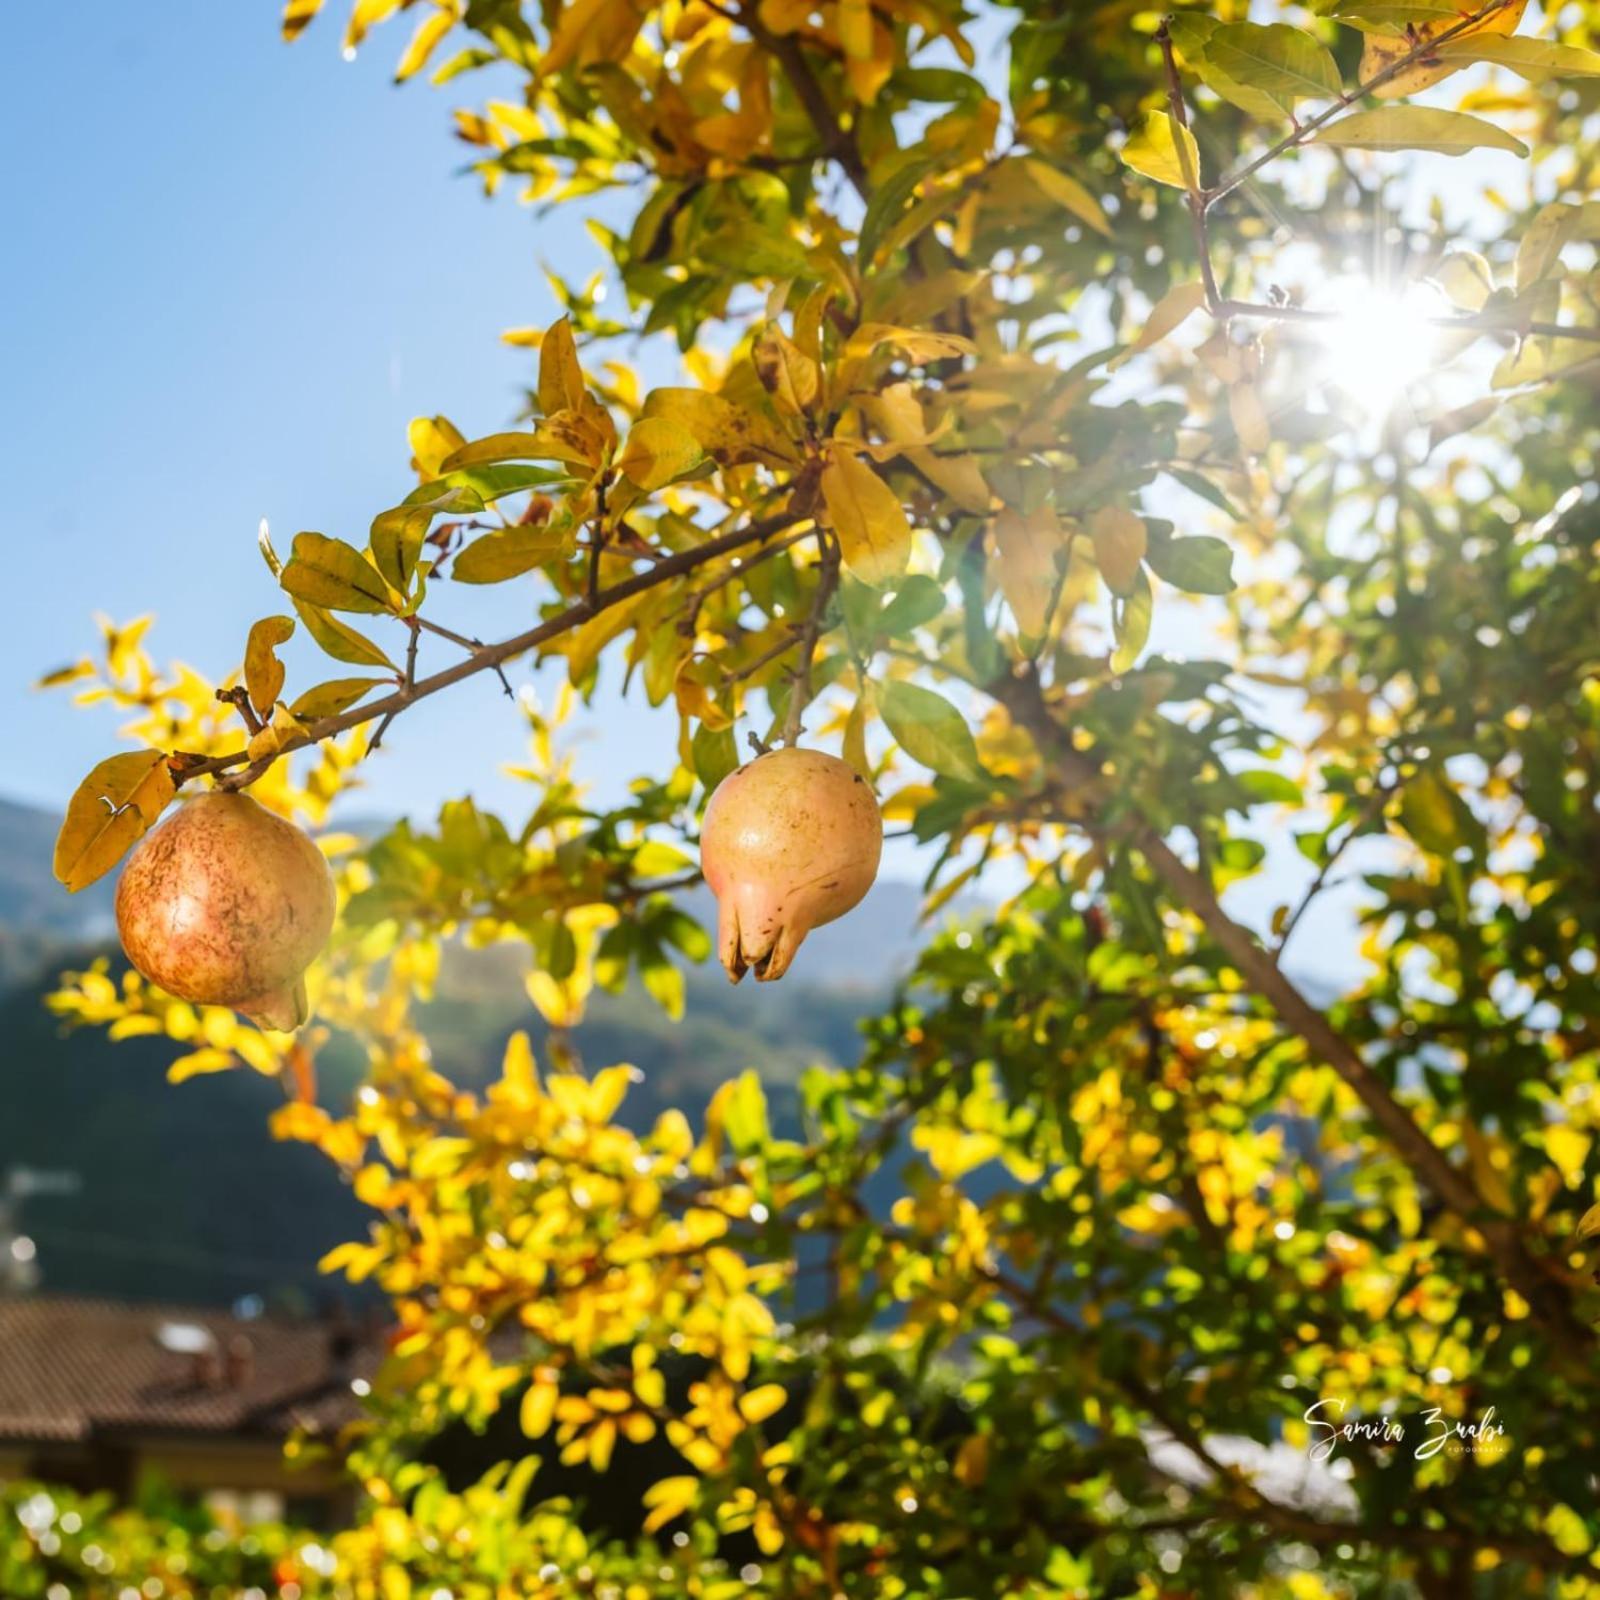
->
[1313,278,1444,419]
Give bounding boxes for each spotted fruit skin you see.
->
[115,792,336,1031]
[701,747,882,983]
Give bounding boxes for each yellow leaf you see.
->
[1088,506,1148,596]
[1361,0,1531,99]
[954,1432,990,1486]
[640,388,800,469]
[738,1383,787,1424]
[1108,281,1209,372]
[54,752,177,893]
[1547,1123,1592,1187]
[994,506,1062,636]
[280,532,398,615]
[642,1475,699,1534]
[282,0,325,42]
[843,692,871,778]
[518,1376,556,1440]
[244,615,295,716]
[821,448,912,585]
[247,703,303,764]
[753,324,821,418]
[442,415,605,473]
[395,4,455,82]
[837,0,872,58]
[1022,156,1112,237]
[293,601,398,671]
[1120,111,1202,191]
[1229,380,1271,456]
[616,417,705,491]
[289,677,386,721]
[843,322,976,370]
[538,316,586,416]
[409,414,468,478]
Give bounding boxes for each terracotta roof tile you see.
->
[0,1296,382,1443]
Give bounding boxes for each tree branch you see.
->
[990,667,1592,1356]
[175,512,799,787]
[1219,295,1600,347]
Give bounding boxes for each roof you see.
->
[0,1295,383,1444]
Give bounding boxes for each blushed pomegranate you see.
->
[701,747,882,983]
[115,792,336,1031]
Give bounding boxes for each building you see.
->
[0,1295,382,1525]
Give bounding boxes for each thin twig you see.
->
[1156,21,1221,311]
[1204,0,1521,210]
[1219,295,1600,346]
[415,614,516,698]
[370,617,422,753]
[781,530,841,745]
[216,686,263,736]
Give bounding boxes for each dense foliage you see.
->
[33,0,1600,1593]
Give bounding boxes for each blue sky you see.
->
[3,2,680,824]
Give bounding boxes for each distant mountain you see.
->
[0,796,116,939]
[0,793,963,1307]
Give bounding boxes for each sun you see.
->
[1312,277,1446,420]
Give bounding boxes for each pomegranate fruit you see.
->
[701,747,882,983]
[115,791,336,1031]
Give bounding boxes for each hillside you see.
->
[0,794,947,1306]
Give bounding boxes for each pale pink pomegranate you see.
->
[115,791,336,1031]
[701,747,882,983]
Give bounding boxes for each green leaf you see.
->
[1432,34,1600,82]
[860,152,942,266]
[280,532,398,614]
[653,906,711,963]
[1169,14,1289,122]
[289,676,387,720]
[452,523,572,584]
[1111,568,1153,672]
[880,680,984,782]
[1318,1,1497,32]
[404,463,570,505]
[1120,111,1202,190]
[1165,467,1244,521]
[1236,769,1304,805]
[637,936,685,1020]
[1516,202,1579,292]
[54,751,176,893]
[1204,23,1342,104]
[370,486,485,595]
[719,1070,770,1154]
[692,722,739,793]
[1146,535,1236,595]
[292,601,398,671]
[876,574,947,638]
[1317,107,1527,157]
[1399,771,1486,858]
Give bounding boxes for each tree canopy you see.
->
[32,0,1600,1594]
